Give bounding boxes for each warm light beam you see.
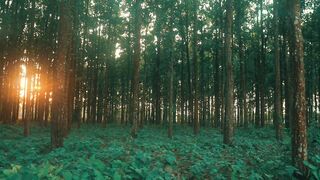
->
[20,64,27,98]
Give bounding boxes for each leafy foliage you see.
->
[0,124,319,179]
[304,156,320,179]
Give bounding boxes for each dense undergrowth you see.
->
[0,124,319,180]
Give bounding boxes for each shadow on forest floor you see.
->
[0,124,319,179]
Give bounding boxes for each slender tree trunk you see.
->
[274,0,283,140]
[179,15,187,125]
[44,71,51,127]
[130,0,141,138]
[120,81,125,124]
[223,0,234,145]
[168,13,174,138]
[318,67,320,125]
[255,64,261,127]
[192,0,199,135]
[0,61,3,120]
[214,34,221,128]
[200,35,206,127]
[66,42,76,134]
[11,66,19,124]
[37,69,46,126]
[72,0,82,129]
[312,86,316,125]
[155,43,161,125]
[259,0,266,127]
[51,0,73,148]
[185,1,193,125]
[283,33,290,128]
[103,65,109,127]
[235,2,247,128]
[180,45,185,125]
[24,67,31,136]
[91,66,98,123]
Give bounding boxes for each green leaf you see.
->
[146,169,164,180]
[303,161,317,170]
[80,172,89,180]
[165,154,176,165]
[3,169,13,176]
[209,168,218,175]
[190,162,205,176]
[94,169,104,180]
[304,160,320,179]
[62,171,73,180]
[94,160,106,171]
[3,165,22,177]
[38,162,50,178]
[284,165,298,175]
[136,151,151,164]
[89,156,105,171]
[113,171,121,180]
[249,171,263,180]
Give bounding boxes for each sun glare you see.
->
[20,64,27,98]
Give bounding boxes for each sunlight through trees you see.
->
[0,0,319,178]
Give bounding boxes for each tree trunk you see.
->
[180,44,185,125]
[185,1,193,125]
[23,66,31,136]
[0,61,3,121]
[289,0,308,174]
[255,63,261,127]
[223,0,234,145]
[259,0,266,127]
[214,33,221,128]
[235,1,247,128]
[51,0,73,148]
[130,0,141,138]
[155,40,161,125]
[318,66,320,125]
[168,17,174,138]
[274,0,283,140]
[192,0,199,135]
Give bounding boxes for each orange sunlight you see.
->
[20,64,27,98]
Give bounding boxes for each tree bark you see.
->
[289,0,308,174]
[168,13,174,138]
[130,0,141,138]
[259,0,266,127]
[274,0,283,140]
[214,41,221,128]
[185,1,193,125]
[223,0,234,145]
[192,0,199,135]
[51,0,73,148]
[0,61,3,122]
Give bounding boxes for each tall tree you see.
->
[289,0,308,174]
[192,0,200,135]
[130,0,142,138]
[154,6,162,125]
[223,0,234,145]
[51,0,73,148]
[259,0,266,127]
[185,0,193,125]
[168,8,174,139]
[274,0,282,140]
[213,0,224,128]
[235,0,248,128]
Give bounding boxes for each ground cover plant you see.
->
[0,124,319,179]
[1,0,320,179]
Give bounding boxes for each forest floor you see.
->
[0,124,319,180]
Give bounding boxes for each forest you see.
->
[0,0,319,179]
